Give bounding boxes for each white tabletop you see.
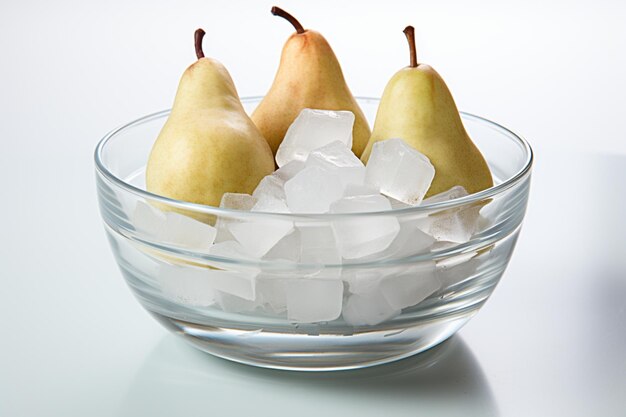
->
[1,1,625,416]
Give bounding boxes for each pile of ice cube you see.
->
[132,109,489,326]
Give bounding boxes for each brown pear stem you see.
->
[403,26,418,67]
[195,28,205,59]
[271,6,305,34]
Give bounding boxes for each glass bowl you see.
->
[95,97,532,371]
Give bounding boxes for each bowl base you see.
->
[150,311,476,371]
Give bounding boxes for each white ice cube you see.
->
[474,200,498,235]
[330,195,400,259]
[342,291,401,326]
[284,166,344,213]
[286,279,343,323]
[365,138,435,205]
[306,141,366,188]
[157,264,216,306]
[253,164,306,212]
[264,229,301,262]
[372,220,436,260]
[215,193,257,242]
[416,186,480,244]
[418,204,482,243]
[252,175,286,203]
[343,183,380,197]
[256,276,289,314]
[252,194,291,213]
[133,201,166,237]
[344,269,381,295]
[298,224,342,278]
[161,212,217,251]
[228,209,294,258]
[422,185,468,205]
[379,262,439,309]
[215,292,259,313]
[203,242,260,299]
[437,250,486,289]
[205,242,260,299]
[386,196,411,210]
[204,269,256,300]
[343,264,410,293]
[207,240,255,260]
[275,109,355,167]
[273,160,306,182]
[225,198,292,259]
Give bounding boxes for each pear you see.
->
[251,6,371,157]
[146,29,274,208]
[361,26,493,197]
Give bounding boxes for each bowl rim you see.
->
[94,96,533,218]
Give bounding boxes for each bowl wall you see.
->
[95,97,532,370]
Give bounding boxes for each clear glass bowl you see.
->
[95,97,532,371]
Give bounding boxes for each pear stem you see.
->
[403,26,418,68]
[195,28,205,59]
[271,6,305,34]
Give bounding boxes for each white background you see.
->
[1,1,625,416]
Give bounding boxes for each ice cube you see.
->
[284,166,344,213]
[342,291,401,326]
[386,196,411,210]
[273,160,306,182]
[474,200,499,235]
[356,219,435,262]
[252,194,291,214]
[306,141,366,188]
[376,220,436,260]
[203,243,259,297]
[344,268,384,295]
[253,163,307,212]
[306,141,362,169]
[286,279,344,323]
[160,212,217,251]
[264,229,301,262]
[215,193,258,242]
[256,276,290,314]
[422,185,468,205]
[157,264,216,306]
[418,204,482,243]
[364,138,435,205]
[133,201,166,237]
[224,197,292,259]
[252,174,292,214]
[252,175,286,203]
[228,210,294,258]
[215,291,259,313]
[275,109,355,167]
[298,224,342,278]
[330,195,400,259]
[204,268,257,300]
[205,242,260,299]
[379,262,439,309]
[207,240,255,260]
[343,183,380,197]
[437,250,485,289]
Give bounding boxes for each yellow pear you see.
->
[361,26,493,197]
[252,6,371,157]
[146,29,274,208]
